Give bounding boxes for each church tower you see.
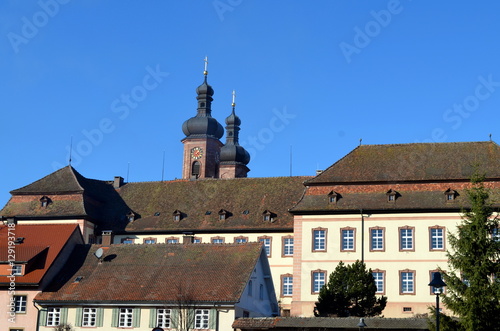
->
[219,91,250,178]
[181,58,224,179]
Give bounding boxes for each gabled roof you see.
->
[36,242,264,304]
[307,141,500,184]
[118,176,310,233]
[0,224,81,285]
[1,166,131,231]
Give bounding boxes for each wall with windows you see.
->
[292,212,463,317]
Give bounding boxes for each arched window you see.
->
[192,161,201,178]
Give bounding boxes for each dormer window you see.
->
[328,191,340,204]
[40,196,51,208]
[262,210,276,222]
[11,265,22,276]
[126,211,135,223]
[386,189,398,202]
[444,188,458,201]
[218,209,228,220]
[173,210,182,222]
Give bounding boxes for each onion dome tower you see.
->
[181,57,224,179]
[219,90,250,178]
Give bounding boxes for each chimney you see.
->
[315,170,323,176]
[101,230,113,246]
[113,176,124,189]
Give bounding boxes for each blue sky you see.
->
[1,1,500,207]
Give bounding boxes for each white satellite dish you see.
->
[95,248,104,259]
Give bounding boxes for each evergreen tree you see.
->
[314,260,387,317]
[441,174,500,331]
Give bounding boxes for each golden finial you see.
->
[203,56,208,76]
[232,90,236,109]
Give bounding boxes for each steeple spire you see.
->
[204,56,208,76]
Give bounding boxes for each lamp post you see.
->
[357,317,367,330]
[428,272,447,331]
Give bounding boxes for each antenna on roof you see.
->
[161,151,165,182]
[359,138,363,146]
[489,133,492,142]
[69,136,73,165]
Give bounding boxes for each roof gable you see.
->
[308,141,500,184]
[36,242,263,304]
[10,166,85,195]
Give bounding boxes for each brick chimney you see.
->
[113,176,124,189]
[101,230,113,246]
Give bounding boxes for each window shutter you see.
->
[75,307,83,327]
[111,308,119,327]
[209,309,217,330]
[149,308,157,328]
[96,308,104,327]
[38,309,47,326]
[60,307,68,325]
[171,309,179,329]
[133,308,141,328]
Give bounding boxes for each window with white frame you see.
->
[370,228,384,251]
[119,308,133,327]
[156,309,171,328]
[399,227,414,251]
[341,228,355,251]
[82,307,97,327]
[430,227,445,250]
[11,265,22,275]
[259,237,271,256]
[13,295,26,313]
[313,229,326,251]
[144,238,156,244]
[235,236,248,243]
[312,270,326,293]
[46,307,61,326]
[401,271,415,294]
[372,272,384,294]
[211,237,224,243]
[194,309,209,329]
[282,275,293,296]
[166,238,179,244]
[283,237,294,256]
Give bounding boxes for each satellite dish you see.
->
[95,248,104,259]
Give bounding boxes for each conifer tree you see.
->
[441,174,500,331]
[314,260,387,317]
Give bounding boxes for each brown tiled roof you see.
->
[1,166,132,231]
[308,141,500,184]
[36,242,263,304]
[232,317,430,330]
[118,176,310,233]
[0,224,80,285]
[0,245,47,263]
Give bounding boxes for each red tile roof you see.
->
[36,242,264,304]
[0,224,80,285]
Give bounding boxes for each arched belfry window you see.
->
[192,161,201,179]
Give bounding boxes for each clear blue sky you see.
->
[1,1,500,207]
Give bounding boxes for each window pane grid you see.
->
[157,309,171,328]
[372,272,384,293]
[431,228,444,249]
[314,230,326,251]
[283,276,293,296]
[371,229,383,250]
[402,272,414,293]
[47,308,61,326]
[400,229,413,250]
[284,238,294,256]
[14,296,27,313]
[313,272,325,293]
[119,308,133,327]
[82,308,97,327]
[260,238,271,256]
[342,229,354,250]
[195,309,209,329]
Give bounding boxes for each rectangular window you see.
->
[235,237,247,243]
[370,228,384,251]
[430,227,445,250]
[13,295,27,313]
[400,227,414,251]
[119,308,133,327]
[11,265,22,275]
[121,238,134,244]
[283,237,294,256]
[259,237,271,256]
[193,237,202,243]
[157,309,171,328]
[166,238,179,244]
[372,272,384,294]
[144,238,156,244]
[194,309,209,329]
[313,229,326,251]
[282,275,293,296]
[211,237,224,243]
[493,228,499,242]
[312,271,326,293]
[46,307,61,326]
[401,271,415,294]
[82,307,97,327]
[341,228,355,251]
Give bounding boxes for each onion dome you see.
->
[220,93,250,165]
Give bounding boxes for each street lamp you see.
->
[428,272,447,331]
[357,317,367,330]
